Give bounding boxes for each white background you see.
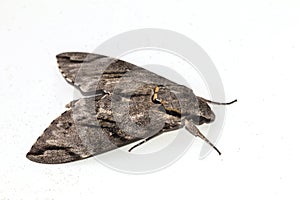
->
[1,0,300,199]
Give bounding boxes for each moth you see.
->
[26,52,236,164]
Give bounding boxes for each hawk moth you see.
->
[26,52,236,164]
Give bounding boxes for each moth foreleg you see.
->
[184,120,221,155]
[128,132,163,152]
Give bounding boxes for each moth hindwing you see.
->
[27,52,236,164]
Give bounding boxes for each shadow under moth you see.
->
[26,52,236,164]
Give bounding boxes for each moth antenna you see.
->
[185,120,221,155]
[199,97,237,105]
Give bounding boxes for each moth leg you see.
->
[128,132,163,152]
[184,120,221,155]
[198,97,237,105]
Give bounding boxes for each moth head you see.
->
[194,97,215,124]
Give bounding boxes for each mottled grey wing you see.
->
[57,52,106,86]
[26,91,183,164]
[56,52,179,95]
[26,94,141,164]
[27,109,93,164]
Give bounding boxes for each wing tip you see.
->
[56,52,88,59]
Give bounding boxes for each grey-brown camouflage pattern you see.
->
[26,52,236,164]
